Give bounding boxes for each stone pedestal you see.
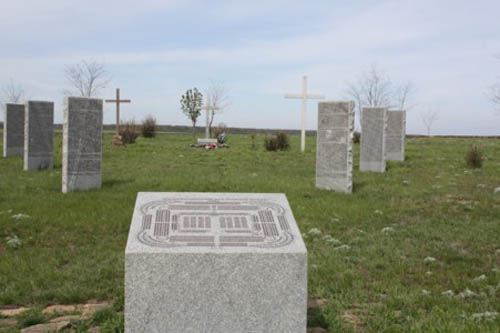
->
[197,138,217,145]
[316,101,354,193]
[125,192,307,333]
[24,101,54,171]
[62,97,103,193]
[360,107,387,172]
[3,104,25,157]
[385,110,406,161]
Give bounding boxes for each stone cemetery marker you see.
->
[284,75,325,152]
[125,192,308,332]
[316,101,354,193]
[360,107,387,172]
[3,104,25,157]
[62,97,103,193]
[24,101,54,171]
[385,110,406,161]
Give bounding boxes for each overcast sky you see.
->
[1,0,499,135]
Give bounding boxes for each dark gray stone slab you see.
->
[23,101,54,171]
[385,110,406,161]
[316,101,354,193]
[3,104,25,157]
[360,107,387,172]
[125,192,308,333]
[62,97,103,193]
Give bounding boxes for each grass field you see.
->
[1,132,499,332]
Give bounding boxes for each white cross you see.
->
[200,104,219,138]
[284,75,325,152]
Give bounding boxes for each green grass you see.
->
[1,132,499,331]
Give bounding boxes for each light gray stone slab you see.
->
[23,101,54,171]
[360,107,387,172]
[125,192,307,333]
[3,104,25,157]
[385,110,406,161]
[316,101,354,193]
[197,138,217,145]
[62,97,103,193]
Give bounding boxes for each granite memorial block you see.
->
[3,104,25,157]
[385,110,406,161]
[316,101,354,193]
[24,101,54,171]
[197,138,218,145]
[125,192,308,333]
[62,97,103,193]
[360,107,387,172]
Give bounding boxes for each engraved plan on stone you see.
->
[136,198,294,248]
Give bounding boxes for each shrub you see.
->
[119,120,139,145]
[465,145,483,168]
[264,132,290,151]
[141,115,157,138]
[353,131,361,143]
[212,123,227,140]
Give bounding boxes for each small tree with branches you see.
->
[347,63,416,128]
[1,79,28,109]
[420,107,439,136]
[63,60,111,97]
[180,88,203,140]
[205,80,230,137]
[491,54,500,112]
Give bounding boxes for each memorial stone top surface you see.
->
[126,192,306,254]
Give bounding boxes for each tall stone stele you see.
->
[360,107,388,172]
[316,101,354,193]
[385,110,406,161]
[125,192,308,332]
[3,103,25,157]
[62,97,103,193]
[24,101,54,171]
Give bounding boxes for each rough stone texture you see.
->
[62,97,103,193]
[385,110,406,161]
[360,108,387,172]
[316,101,354,193]
[23,101,54,171]
[197,138,217,145]
[3,104,25,157]
[125,192,308,333]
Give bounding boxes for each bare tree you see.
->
[420,107,439,136]
[394,81,416,111]
[347,63,392,118]
[63,60,111,97]
[1,79,28,107]
[490,53,500,112]
[347,64,416,132]
[204,80,230,137]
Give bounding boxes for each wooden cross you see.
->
[200,104,219,138]
[284,75,324,152]
[105,88,131,134]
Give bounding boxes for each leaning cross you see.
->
[105,88,131,135]
[200,104,219,138]
[284,75,324,152]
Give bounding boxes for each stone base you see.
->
[3,147,23,158]
[360,161,386,173]
[24,156,53,171]
[126,252,307,332]
[386,152,405,161]
[62,174,102,193]
[197,138,217,145]
[316,176,352,194]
